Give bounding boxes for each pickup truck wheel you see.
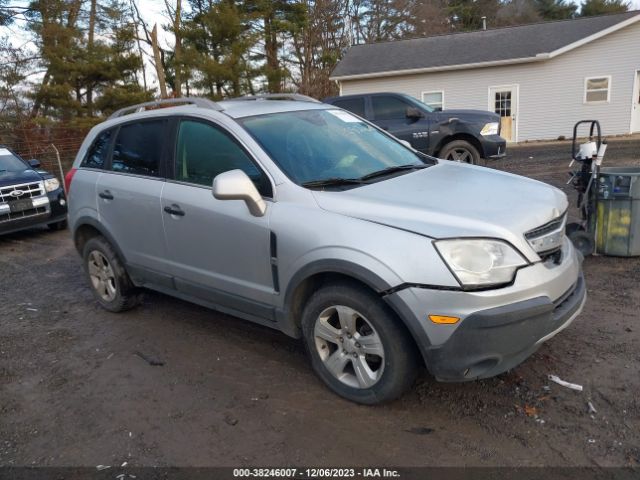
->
[301,282,419,405]
[440,140,481,165]
[82,236,141,312]
[48,220,67,231]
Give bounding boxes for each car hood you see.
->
[0,169,42,188]
[311,161,568,261]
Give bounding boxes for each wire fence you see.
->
[0,123,88,182]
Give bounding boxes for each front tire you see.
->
[301,281,419,405]
[439,140,481,165]
[82,236,141,312]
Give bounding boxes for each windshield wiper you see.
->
[359,163,430,181]
[301,177,368,189]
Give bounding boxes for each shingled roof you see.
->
[331,11,640,80]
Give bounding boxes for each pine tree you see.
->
[579,0,629,16]
[181,0,255,98]
[290,0,350,98]
[243,0,307,92]
[27,0,152,121]
[448,0,501,31]
[534,0,578,20]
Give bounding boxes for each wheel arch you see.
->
[277,260,428,367]
[73,216,127,263]
[434,133,484,158]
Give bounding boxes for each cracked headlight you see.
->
[44,178,60,192]
[480,122,499,136]
[434,239,528,289]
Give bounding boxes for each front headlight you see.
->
[480,122,499,136]
[44,178,60,192]
[434,239,528,289]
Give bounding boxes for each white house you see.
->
[330,11,640,142]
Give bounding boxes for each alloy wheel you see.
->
[313,305,385,389]
[445,148,474,163]
[87,250,117,302]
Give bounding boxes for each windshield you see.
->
[0,148,29,174]
[239,109,434,186]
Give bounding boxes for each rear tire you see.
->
[439,140,481,165]
[301,281,419,405]
[82,236,141,312]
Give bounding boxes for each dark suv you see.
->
[0,146,67,235]
[324,92,506,164]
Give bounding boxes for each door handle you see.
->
[98,190,114,200]
[163,205,185,217]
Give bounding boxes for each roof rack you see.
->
[108,97,223,119]
[232,93,321,103]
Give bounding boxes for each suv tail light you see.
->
[64,168,77,194]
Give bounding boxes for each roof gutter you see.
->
[330,13,640,82]
[330,56,545,81]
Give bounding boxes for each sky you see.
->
[1,0,639,93]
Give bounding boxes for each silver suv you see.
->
[67,96,586,404]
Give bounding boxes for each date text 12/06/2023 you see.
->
[232,468,401,478]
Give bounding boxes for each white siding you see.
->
[340,21,640,141]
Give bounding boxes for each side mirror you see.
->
[398,139,412,149]
[28,159,41,168]
[212,169,267,217]
[406,107,423,120]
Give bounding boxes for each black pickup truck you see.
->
[323,92,506,164]
[0,146,67,235]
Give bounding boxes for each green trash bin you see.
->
[595,167,640,256]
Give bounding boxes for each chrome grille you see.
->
[525,212,567,260]
[0,181,45,203]
[0,206,48,223]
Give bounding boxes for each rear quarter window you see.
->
[81,129,113,169]
[111,120,166,177]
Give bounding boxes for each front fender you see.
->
[276,251,403,338]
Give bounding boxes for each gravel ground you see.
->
[0,137,639,468]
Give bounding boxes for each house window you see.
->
[584,76,611,103]
[421,91,444,111]
[494,91,511,117]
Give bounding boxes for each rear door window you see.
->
[111,120,166,177]
[332,98,366,118]
[371,96,411,120]
[81,129,113,169]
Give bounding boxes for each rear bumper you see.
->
[480,135,507,159]
[0,188,67,235]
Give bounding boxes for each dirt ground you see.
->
[1,137,639,469]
